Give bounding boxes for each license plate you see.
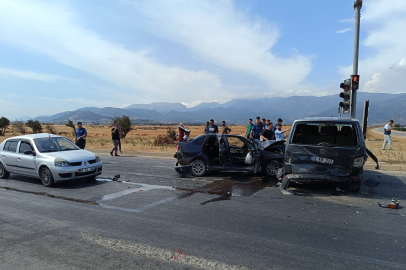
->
[310,156,334,164]
[79,167,94,173]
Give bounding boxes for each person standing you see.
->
[256,116,263,131]
[250,119,262,140]
[75,122,87,149]
[116,122,122,154]
[260,122,275,141]
[221,121,231,134]
[265,119,271,130]
[178,123,190,142]
[204,121,210,134]
[110,121,120,156]
[272,118,283,132]
[208,119,219,134]
[246,119,253,139]
[275,124,290,154]
[382,120,394,150]
[261,118,266,131]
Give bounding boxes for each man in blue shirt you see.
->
[272,118,283,132]
[383,120,394,150]
[208,119,219,134]
[75,122,87,149]
[274,124,290,154]
[250,119,262,139]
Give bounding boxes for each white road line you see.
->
[82,233,250,270]
[98,183,174,202]
[99,197,177,213]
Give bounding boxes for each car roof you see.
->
[5,133,62,140]
[293,117,360,123]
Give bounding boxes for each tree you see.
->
[44,124,57,134]
[0,117,10,136]
[26,119,43,133]
[111,115,133,138]
[65,120,76,136]
[12,121,26,135]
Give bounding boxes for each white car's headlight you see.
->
[55,158,70,167]
[353,157,364,168]
[95,154,101,162]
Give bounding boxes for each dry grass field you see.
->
[0,124,405,164]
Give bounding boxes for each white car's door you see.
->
[1,140,19,173]
[16,140,37,176]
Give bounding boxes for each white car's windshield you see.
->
[34,137,79,153]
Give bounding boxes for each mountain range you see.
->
[32,92,406,126]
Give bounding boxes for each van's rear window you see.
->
[291,122,358,147]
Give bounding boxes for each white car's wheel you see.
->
[40,167,55,187]
[191,160,206,177]
[0,163,10,179]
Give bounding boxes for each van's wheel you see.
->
[0,163,10,179]
[40,167,55,187]
[191,160,206,177]
[349,181,361,192]
[263,161,281,177]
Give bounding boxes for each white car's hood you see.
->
[43,150,97,162]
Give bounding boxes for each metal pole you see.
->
[351,0,362,119]
[362,100,369,135]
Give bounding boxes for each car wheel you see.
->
[40,167,55,187]
[191,160,206,177]
[0,163,10,179]
[263,161,281,177]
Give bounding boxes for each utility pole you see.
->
[351,0,362,119]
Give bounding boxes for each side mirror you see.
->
[24,150,36,156]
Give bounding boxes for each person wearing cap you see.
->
[272,118,283,132]
[208,119,219,134]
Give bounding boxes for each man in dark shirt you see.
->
[110,121,120,156]
[260,122,275,141]
[208,119,219,134]
[204,121,210,134]
[256,116,263,131]
[261,118,266,131]
[221,121,231,134]
[250,119,262,139]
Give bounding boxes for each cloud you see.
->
[339,18,353,23]
[390,57,406,71]
[335,28,352,34]
[129,0,313,91]
[363,73,383,92]
[0,67,65,82]
[0,0,224,103]
[339,0,406,94]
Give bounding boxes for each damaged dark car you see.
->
[174,134,284,177]
[279,117,378,193]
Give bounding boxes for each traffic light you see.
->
[339,79,351,113]
[351,75,360,91]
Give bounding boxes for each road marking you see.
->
[98,183,174,202]
[99,197,177,213]
[82,233,250,270]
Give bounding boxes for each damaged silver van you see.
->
[279,117,377,193]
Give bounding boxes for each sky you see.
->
[0,0,405,119]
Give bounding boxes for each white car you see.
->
[0,133,102,187]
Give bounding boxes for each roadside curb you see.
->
[88,149,174,158]
[364,163,405,171]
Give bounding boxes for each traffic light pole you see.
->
[351,0,362,119]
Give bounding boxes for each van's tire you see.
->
[349,180,361,192]
[263,161,281,177]
[191,160,206,177]
[40,167,55,187]
[0,163,10,179]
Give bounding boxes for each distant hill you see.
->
[33,92,406,125]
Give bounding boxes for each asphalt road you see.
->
[1,154,406,270]
[375,127,406,137]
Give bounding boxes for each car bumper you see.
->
[174,162,192,177]
[50,163,103,181]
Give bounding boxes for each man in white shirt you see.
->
[382,120,394,150]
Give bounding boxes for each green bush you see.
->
[26,119,42,133]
